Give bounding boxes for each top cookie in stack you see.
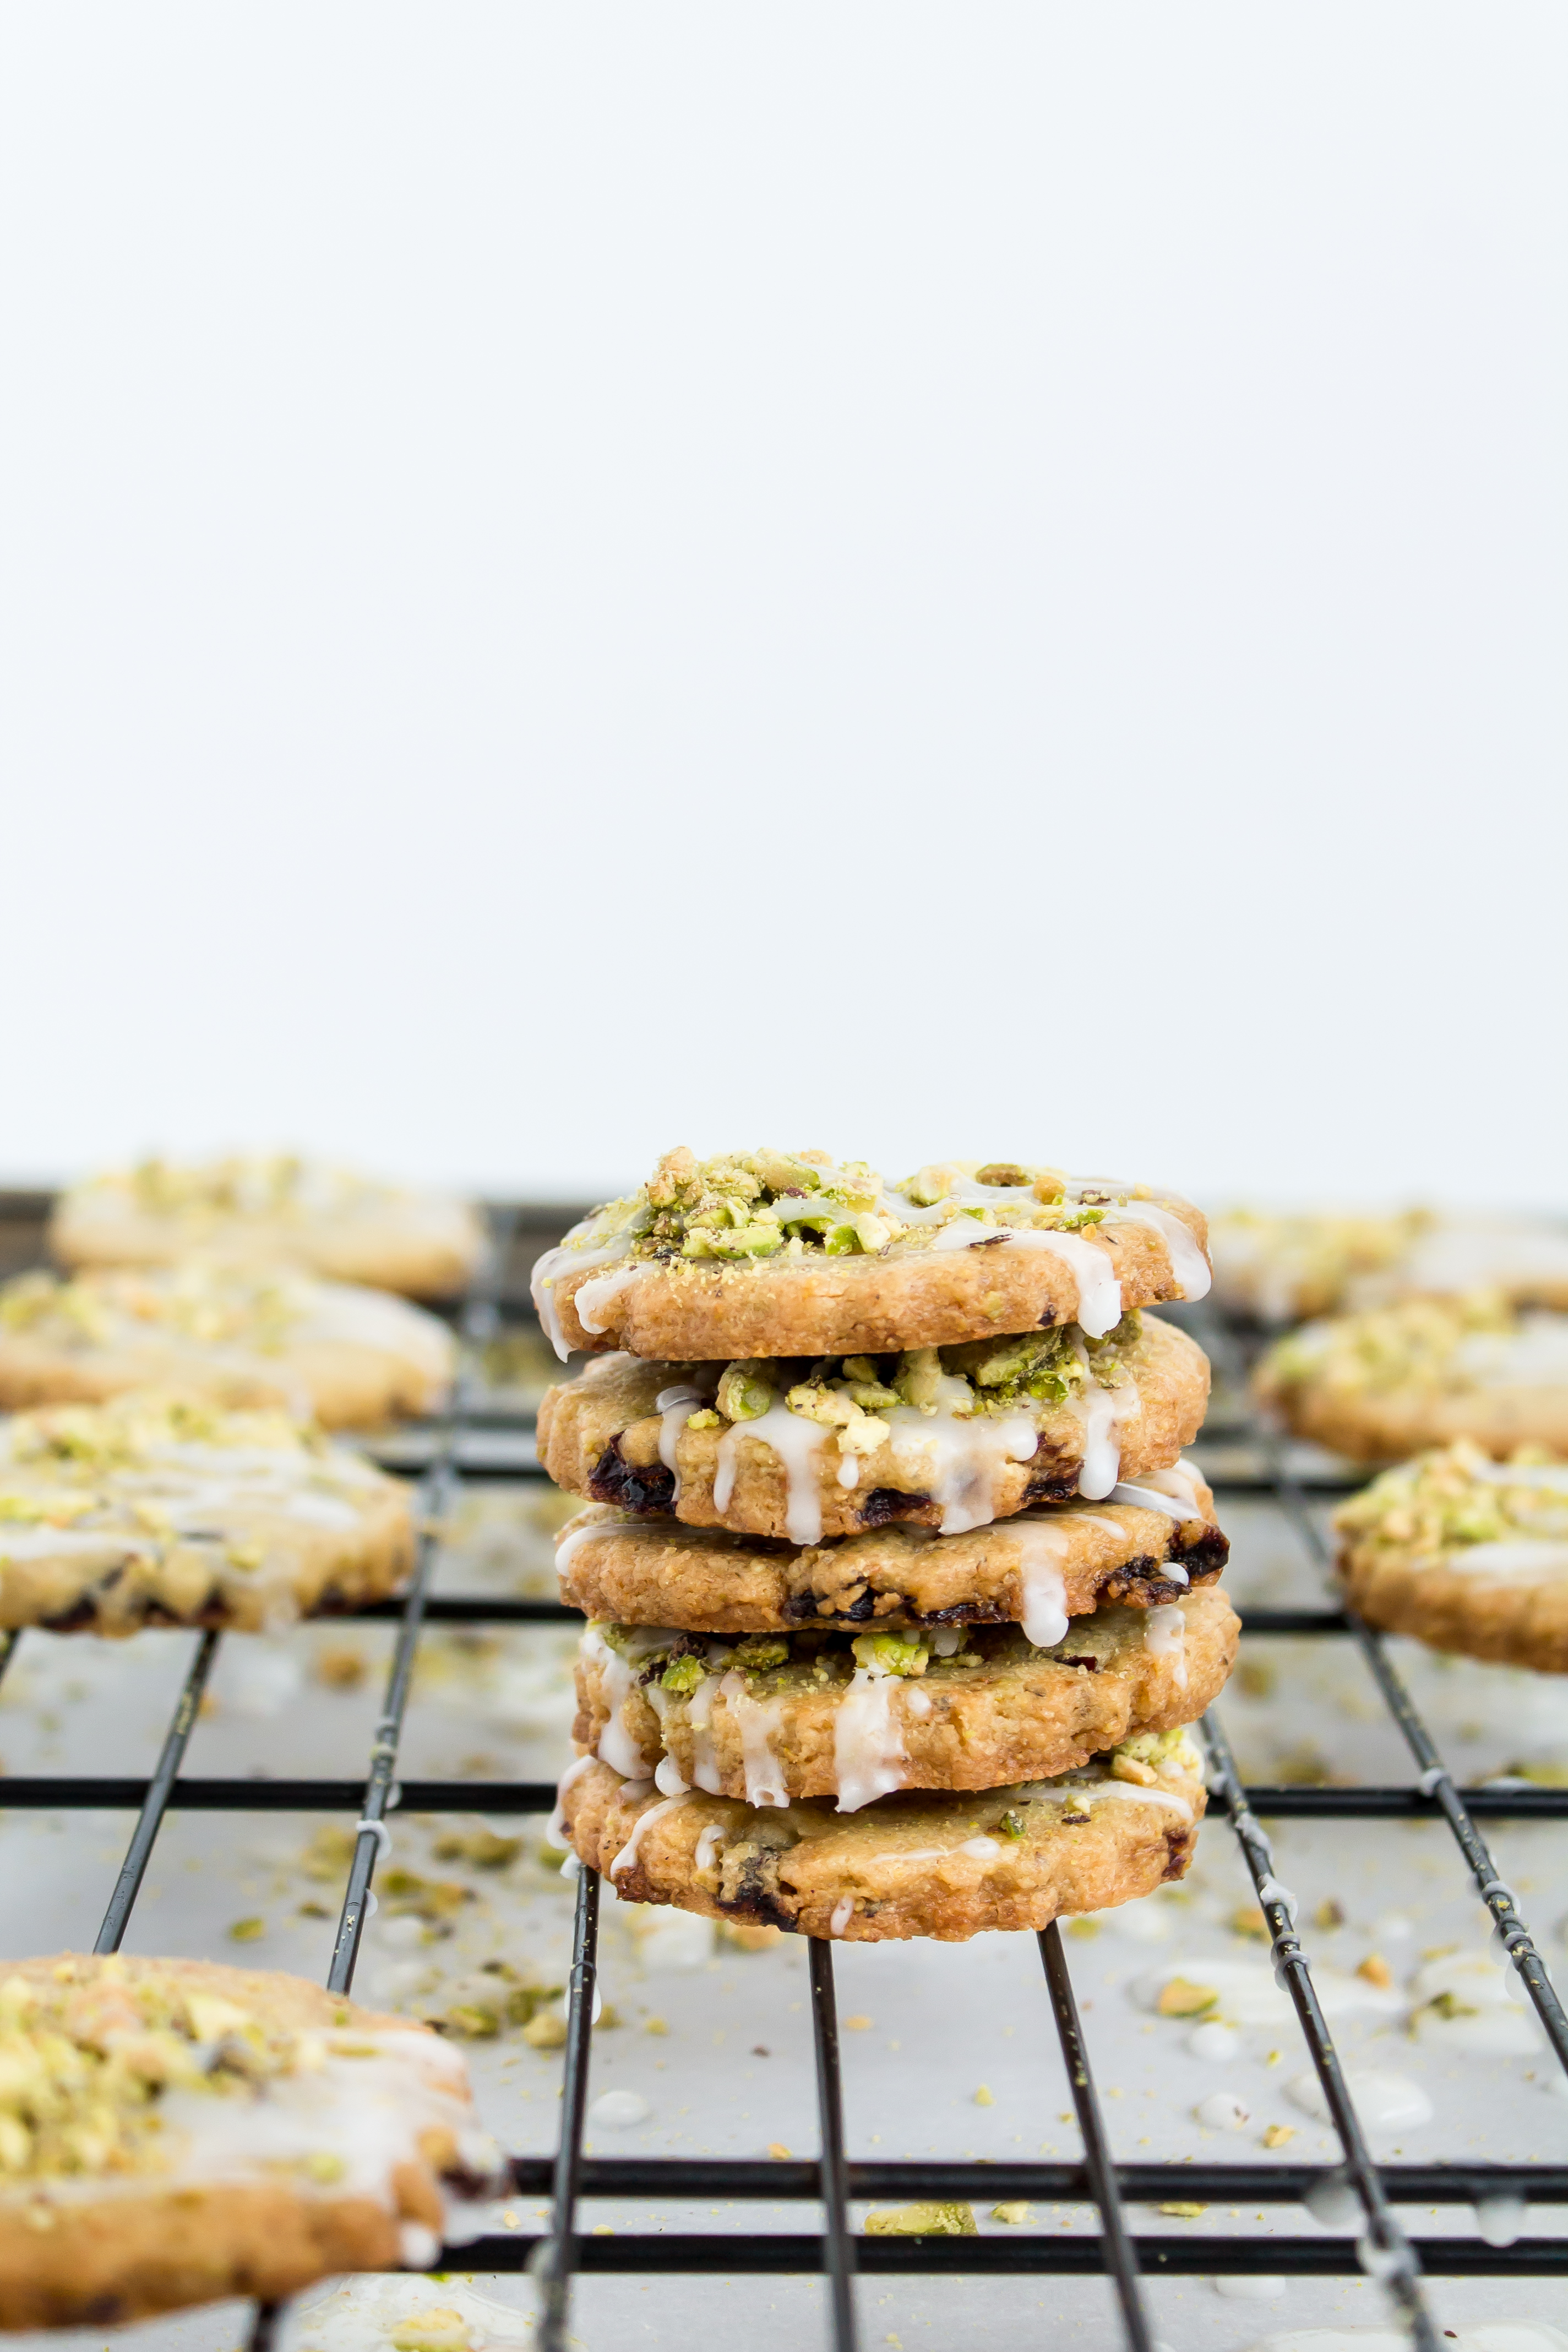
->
[540,1150,1235,1943]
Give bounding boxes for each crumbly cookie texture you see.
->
[0,1264,454,1429]
[559,1737,1207,1942]
[1212,1208,1568,1324]
[532,1150,1210,1362]
[0,1392,413,1635]
[1257,1293,1568,1462]
[51,1157,484,1300]
[556,1475,1226,1633]
[0,1952,499,2330]
[537,1314,1208,1542]
[1335,1441,1568,1671]
[574,1589,1237,1806]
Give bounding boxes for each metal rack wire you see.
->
[2,1205,1567,2352]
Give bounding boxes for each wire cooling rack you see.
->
[1,1196,1567,2352]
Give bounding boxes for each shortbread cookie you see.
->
[558,1734,1207,1942]
[0,1952,500,2330]
[52,1156,483,1299]
[573,1588,1237,1807]
[532,1150,1210,1362]
[0,1264,453,1427]
[556,1473,1227,1633]
[1257,1294,1568,1462]
[1212,1208,1568,1324]
[1335,1441,1568,1671]
[0,1393,413,1634]
[537,1313,1208,1542]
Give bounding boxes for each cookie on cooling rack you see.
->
[51,1156,484,1299]
[0,1263,454,1428]
[0,1952,501,2330]
[556,1471,1227,1634]
[1257,1293,1568,1462]
[573,1587,1237,1809]
[1212,1207,1568,1324]
[0,1392,414,1635]
[537,1313,1209,1542]
[1335,1441,1568,1672]
[531,1149,1211,1363]
[559,1736,1207,1942]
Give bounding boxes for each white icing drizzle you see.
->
[715,1403,826,1543]
[546,1753,597,1846]
[694,1823,725,1874]
[574,1263,645,1340]
[882,1403,1038,1536]
[833,1664,908,1812]
[530,1226,634,1362]
[1044,1774,1195,1823]
[553,1516,634,1580]
[1136,1458,1208,1514]
[1445,1539,1568,1582]
[654,1384,709,1502]
[998,1229,1125,1337]
[1469,1458,1568,1491]
[1074,1349,1143,1500]
[959,1836,1001,1860]
[718,1669,791,1807]
[903,1685,932,1717]
[1108,1480,1200,1526]
[1103,1200,1211,1300]
[829,1897,854,1935]
[581,1624,657,1778]
[686,1668,724,1793]
[610,1792,691,1876]
[1008,1517,1071,1647]
[837,1455,861,1490]
[1143,1601,1188,1688]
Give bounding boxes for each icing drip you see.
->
[1109,1479,1201,1526]
[882,1403,1038,1535]
[694,1823,724,1874]
[686,1668,724,1793]
[1074,1349,1142,1499]
[1009,1517,1071,1647]
[582,1625,657,1778]
[530,1229,633,1361]
[959,1836,1001,1860]
[833,1665,908,1812]
[829,1897,854,1936]
[574,1263,645,1340]
[715,1403,826,1544]
[1103,1201,1211,1301]
[1143,1601,1188,1688]
[1035,1773,1194,1824]
[999,1229,1125,1337]
[719,1669,790,1807]
[837,1455,861,1490]
[546,1753,597,1846]
[554,1516,638,1580]
[655,1384,709,1503]
[610,1792,691,1876]
[1445,1539,1568,1582]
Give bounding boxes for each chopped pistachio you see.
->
[661,1653,705,1696]
[715,1362,776,1423]
[851,1631,929,1678]
[864,2202,977,2237]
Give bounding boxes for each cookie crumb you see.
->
[973,2085,994,2106]
[1262,2124,1295,2149]
[1356,1953,1392,1988]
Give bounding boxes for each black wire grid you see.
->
[2,1217,1567,2352]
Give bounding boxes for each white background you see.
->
[1,4,1563,1212]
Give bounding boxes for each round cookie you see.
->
[1257,1294,1568,1462]
[52,1156,484,1299]
[0,1264,454,1428]
[537,1313,1208,1543]
[574,1588,1238,1809]
[532,1148,1211,1363]
[1335,1441,1568,1672]
[1212,1208,1568,1325]
[556,1473,1227,1634]
[0,1952,500,2330]
[0,1392,415,1635]
[558,1736,1207,1942]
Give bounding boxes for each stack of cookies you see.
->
[536,1149,1238,1943]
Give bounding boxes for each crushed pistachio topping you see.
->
[0,1960,321,2184]
[597,1614,1189,1697]
[1335,1440,1568,1558]
[4,1393,315,1476]
[690,1316,1141,1444]
[89,1156,407,1222]
[0,1265,310,1352]
[559,1149,1162,1270]
[1261,1292,1513,1402]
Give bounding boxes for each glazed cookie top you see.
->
[0,1263,454,1395]
[0,1392,407,1620]
[1259,1294,1568,1411]
[0,1952,496,2200]
[1213,1208,1568,1324]
[1335,1441,1568,1583]
[533,1148,1210,1361]
[51,1156,483,1297]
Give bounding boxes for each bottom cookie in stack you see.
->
[553,1480,1237,1943]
